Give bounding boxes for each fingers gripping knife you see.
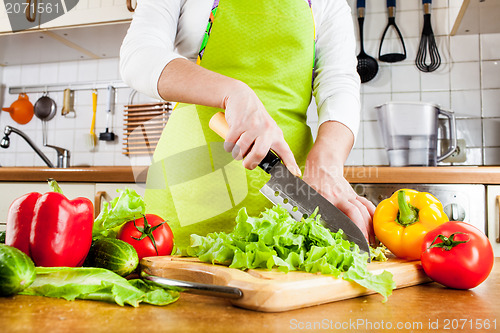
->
[209,112,371,259]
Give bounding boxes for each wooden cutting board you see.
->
[141,256,431,312]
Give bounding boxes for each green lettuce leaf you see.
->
[187,205,396,301]
[92,188,145,239]
[19,267,179,307]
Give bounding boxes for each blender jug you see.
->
[376,102,457,166]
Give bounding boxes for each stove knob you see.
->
[444,203,466,221]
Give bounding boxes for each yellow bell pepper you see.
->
[373,189,449,260]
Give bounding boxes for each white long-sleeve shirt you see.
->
[120,0,361,138]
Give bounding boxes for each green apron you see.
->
[145,0,315,249]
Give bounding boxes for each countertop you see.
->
[1,166,500,184]
[0,258,498,333]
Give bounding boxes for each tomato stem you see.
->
[428,232,469,251]
[131,215,165,255]
[397,190,419,227]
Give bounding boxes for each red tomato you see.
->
[420,221,494,289]
[117,214,174,260]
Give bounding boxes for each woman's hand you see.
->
[222,82,302,177]
[303,121,376,243]
[157,59,301,177]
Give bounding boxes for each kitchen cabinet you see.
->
[0,0,41,34]
[451,0,500,35]
[39,0,133,30]
[486,185,500,256]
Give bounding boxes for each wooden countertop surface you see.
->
[1,258,499,333]
[0,166,499,184]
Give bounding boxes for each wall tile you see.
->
[77,60,98,82]
[481,60,500,90]
[450,148,482,166]
[421,91,451,109]
[451,90,481,118]
[482,89,500,118]
[353,122,364,149]
[364,148,389,166]
[484,148,500,165]
[57,61,78,83]
[0,153,16,167]
[450,62,481,90]
[391,92,420,102]
[456,118,483,148]
[39,63,59,84]
[362,64,391,93]
[421,67,450,91]
[20,64,40,86]
[483,118,500,147]
[450,35,480,62]
[480,33,500,61]
[363,120,385,149]
[345,149,363,166]
[362,93,391,121]
[392,64,420,92]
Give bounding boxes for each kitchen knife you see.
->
[209,112,371,259]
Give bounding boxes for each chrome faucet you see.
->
[0,125,71,168]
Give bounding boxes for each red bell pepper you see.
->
[6,180,94,267]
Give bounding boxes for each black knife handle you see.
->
[258,150,281,174]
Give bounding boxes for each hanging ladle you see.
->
[356,0,378,83]
[378,0,407,63]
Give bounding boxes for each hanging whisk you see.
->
[416,0,441,72]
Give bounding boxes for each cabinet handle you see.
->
[94,191,111,218]
[126,0,136,12]
[497,195,500,243]
[25,0,37,23]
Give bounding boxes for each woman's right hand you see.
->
[222,82,302,178]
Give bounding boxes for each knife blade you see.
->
[209,112,371,258]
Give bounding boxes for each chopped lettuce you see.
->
[20,267,179,307]
[187,206,396,301]
[92,188,145,239]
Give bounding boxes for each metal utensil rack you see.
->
[8,80,129,94]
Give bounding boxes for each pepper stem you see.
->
[397,190,419,226]
[47,178,63,194]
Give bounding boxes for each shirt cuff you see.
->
[317,93,361,142]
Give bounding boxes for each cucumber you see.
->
[0,244,36,296]
[85,238,139,277]
[0,231,5,244]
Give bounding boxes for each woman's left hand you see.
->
[302,121,376,244]
[302,162,375,244]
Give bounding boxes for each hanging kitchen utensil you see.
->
[88,89,98,150]
[99,85,116,141]
[378,0,406,63]
[61,88,76,118]
[34,92,57,146]
[356,0,378,83]
[415,0,441,72]
[2,93,34,125]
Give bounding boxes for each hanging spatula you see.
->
[378,0,406,63]
[209,112,371,259]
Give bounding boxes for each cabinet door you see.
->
[0,0,41,34]
[486,185,500,257]
[94,182,145,217]
[39,0,133,29]
[0,182,95,230]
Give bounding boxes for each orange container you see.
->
[2,93,34,125]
